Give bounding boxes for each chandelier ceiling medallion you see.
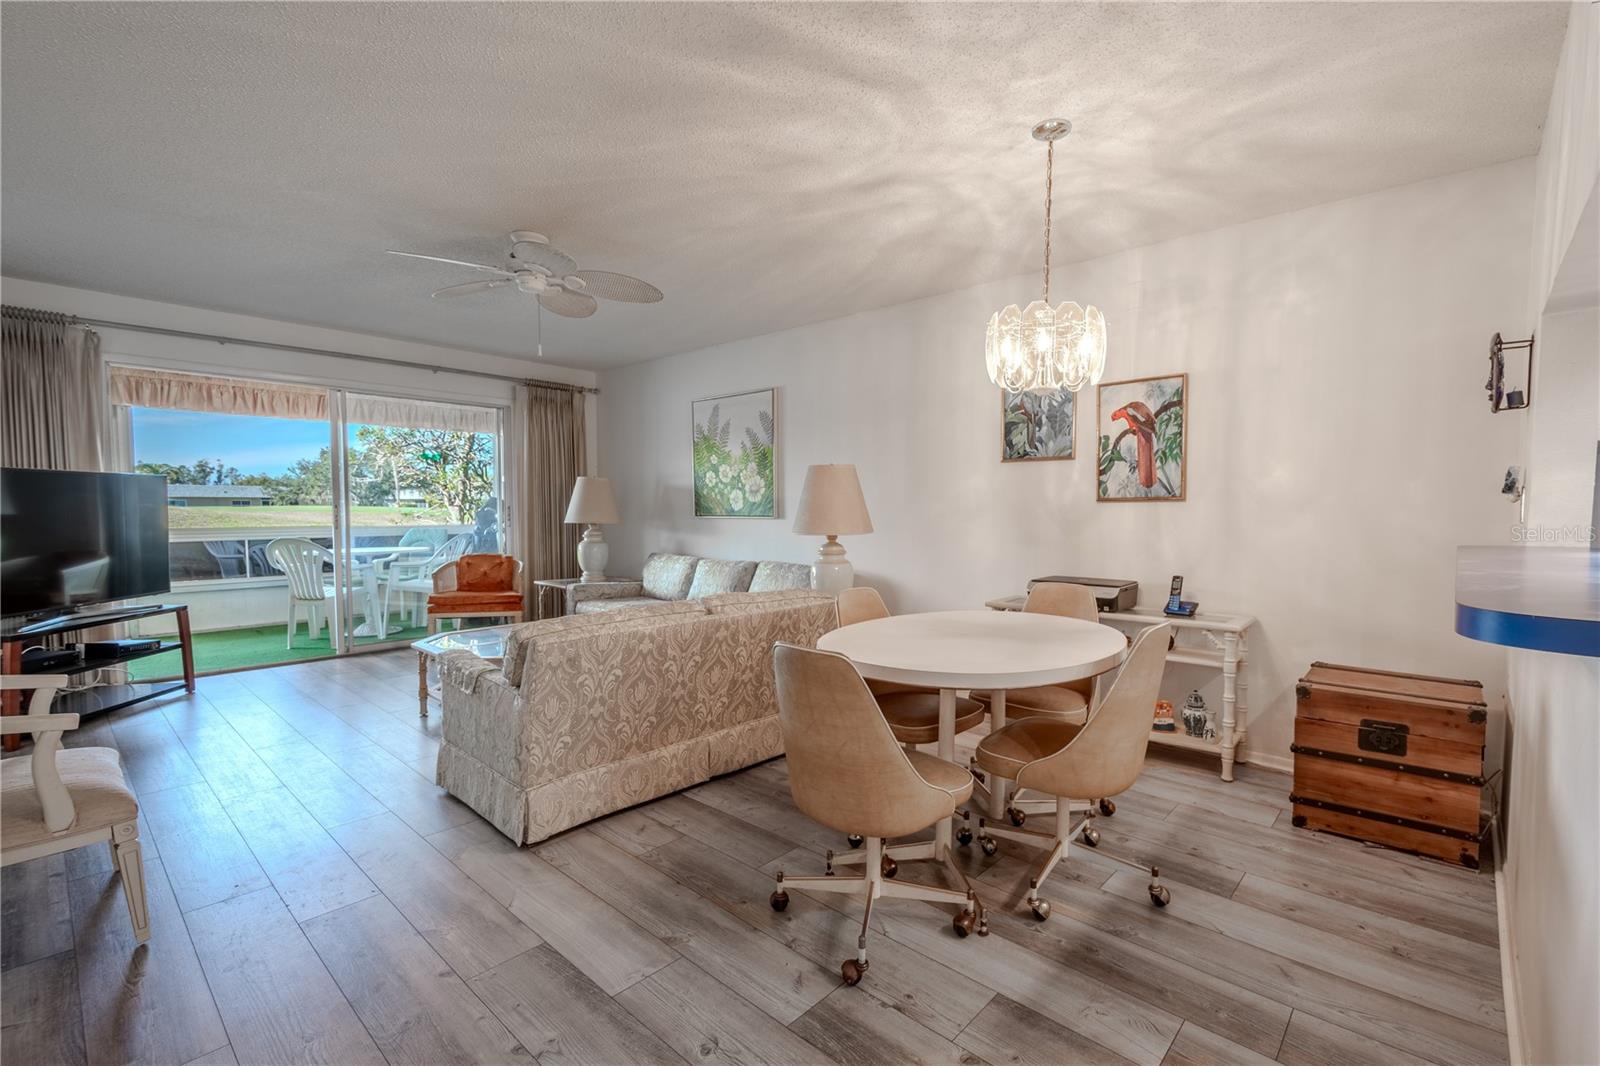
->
[984,118,1107,394]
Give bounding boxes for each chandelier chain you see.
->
[1043,139,1053,303]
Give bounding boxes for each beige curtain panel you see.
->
[507,383,586,612]
[1,306,109,471]
[108,366,329,421]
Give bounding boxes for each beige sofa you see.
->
[566,552,812,614]
[437,588,836,844]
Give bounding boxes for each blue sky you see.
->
[131,408,330,476]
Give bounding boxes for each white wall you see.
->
[1498,8,1600,1063]
[600,159,1533,769]
[0,276,601,466]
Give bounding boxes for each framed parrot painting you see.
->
[1001,388,1075,461]
[1096,374,1187,501]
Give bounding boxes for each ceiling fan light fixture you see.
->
[984,118,1106,394]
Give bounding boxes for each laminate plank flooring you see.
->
[1,651,1508,1065]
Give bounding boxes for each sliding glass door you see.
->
[116,367,504,674]
[334,392,502,652]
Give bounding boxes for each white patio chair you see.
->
[1,676,150,941]
[385,532,475,628]
[264,537,340,649]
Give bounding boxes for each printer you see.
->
[1027,575,1139,614]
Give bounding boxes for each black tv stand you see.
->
[2,604,195,752]
[11,602,171,636]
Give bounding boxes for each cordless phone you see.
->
[1164,575,1198,617]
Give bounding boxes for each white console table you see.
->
[985,596,1256,781]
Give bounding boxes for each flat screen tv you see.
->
[1,468,170,622]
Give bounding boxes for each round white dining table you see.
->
[817,609,1127,851]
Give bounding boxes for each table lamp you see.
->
[793,464,873,595]
[564,476,621,582]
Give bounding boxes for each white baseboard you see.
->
[1241,749,1292,775]
[1495,860,1531,1065]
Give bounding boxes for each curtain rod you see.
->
[1,305,598,394]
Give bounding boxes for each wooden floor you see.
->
[1,651,1507,1066]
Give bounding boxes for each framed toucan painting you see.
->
[1096,374,1187,501]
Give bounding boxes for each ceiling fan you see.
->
[386,230,663,318]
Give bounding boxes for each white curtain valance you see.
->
[346,395,498,434]
[108,366,498,433]
[109,366,328,421]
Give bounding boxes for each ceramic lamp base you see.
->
[810,536,855,596]
[577,525,609,582]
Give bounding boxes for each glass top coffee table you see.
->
[412,625,516,718]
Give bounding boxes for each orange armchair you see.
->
[426,554,525,634]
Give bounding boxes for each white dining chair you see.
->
[386,532,475,628]
[1,676,150,941]
[265,537,339,649]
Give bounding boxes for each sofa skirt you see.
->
[438,714,787,845]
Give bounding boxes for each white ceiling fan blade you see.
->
[572,270,663,303]
[538,288,598,318]
[387,250,513,277]
[431,279,511,299]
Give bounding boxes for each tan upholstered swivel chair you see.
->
[1005,582,1101,720]
[835,587,987,857]
[769,643,984,985]
[972,581,1122,827]
[835,587,987,746]
[971,623,1173,921]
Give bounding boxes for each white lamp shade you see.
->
[793,464,873,536]
[564,476,620,525]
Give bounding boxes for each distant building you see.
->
[167,484,272,507]
[394,488,428,508]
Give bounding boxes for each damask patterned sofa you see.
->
[565,552,812,614]
[436,588,836,844]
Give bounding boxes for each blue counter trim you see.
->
[1455,603,1600,657]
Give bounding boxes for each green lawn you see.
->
[167,505,455,530]
[128,619,432,678]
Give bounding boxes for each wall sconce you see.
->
[1485,332,1534,412]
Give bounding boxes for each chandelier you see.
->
[985,118,1107,393]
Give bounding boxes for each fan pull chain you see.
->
[536,303,543,360]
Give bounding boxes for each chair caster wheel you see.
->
[847,834,864,848]
[1081,826,1100,847]
[1007,807,1026,827]
[952,911,976,938]
[881,856,898,879]
[1030,899,1051,921]
[957,827,973,846]
[1150,885,1171,907]
[841,959,868,986]
[978,836,999,857]
[977,917,989,936]
[1099,798,1116,816]
[769,890,789,912]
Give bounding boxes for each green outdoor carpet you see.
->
[128,621,431,679]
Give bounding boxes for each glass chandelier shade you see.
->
[985,119,1107,394]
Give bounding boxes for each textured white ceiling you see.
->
[0,2,1569,369]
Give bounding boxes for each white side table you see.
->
[986,595,1256,781]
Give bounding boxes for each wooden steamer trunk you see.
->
[1292,662,1488,868]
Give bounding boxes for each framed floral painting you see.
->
[692,388,777,517]
[1097,374,1187,501]
[1002,387,1075,461]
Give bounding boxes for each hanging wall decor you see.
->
[692,388,777,517]
[1097,373,1187,501]
[1002,387,1075,461]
